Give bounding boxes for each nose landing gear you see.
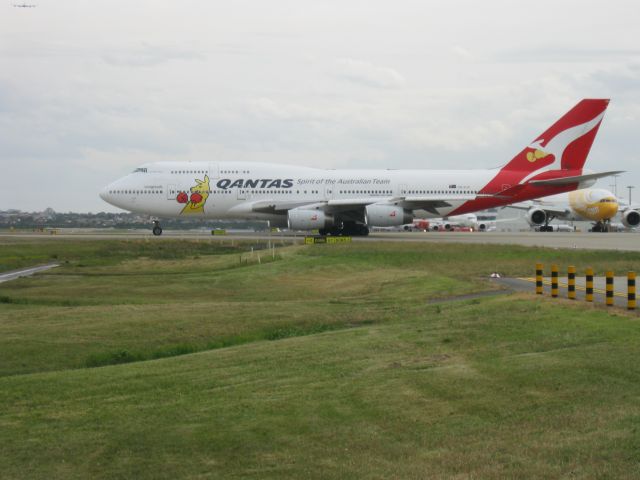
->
[591,220,611,232]
[152,220,163,236]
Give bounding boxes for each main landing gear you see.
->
[152,220,163,236]
[319,222,369,236]
[590,220,611,233]
[538,215,556,232]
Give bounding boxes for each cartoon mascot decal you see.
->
[176,175,210,214]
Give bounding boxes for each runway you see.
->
[1,229,639,251]
[365,231,640,251]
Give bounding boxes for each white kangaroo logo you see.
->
[519,111,605,185]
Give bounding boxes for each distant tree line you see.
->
[0,210,268,231]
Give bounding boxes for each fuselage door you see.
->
[324,184,334,200]
[167,185,177,200]
[237,187,246,200]
[209,162,219,180]
[398,184,408,196]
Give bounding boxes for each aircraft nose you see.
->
[99,184,111,203]
[601,200,619,219]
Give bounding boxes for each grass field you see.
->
[1,238,640,478]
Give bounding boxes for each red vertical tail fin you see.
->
[507,99,609,176]
[453,100,611,216]
[482,99,610,194]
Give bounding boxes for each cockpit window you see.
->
[133,167,148,173]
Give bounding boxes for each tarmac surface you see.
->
[1,229,639,251]
[497,276,637,310]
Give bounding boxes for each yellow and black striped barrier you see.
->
[606,270,614,307]
[535,263,543,295]
[551,264,559,298]
[567,265,576,300]
[585,267,594,302]
[532,263,637,310]
[629,272,636,310]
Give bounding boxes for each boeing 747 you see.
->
[100,99,619,236]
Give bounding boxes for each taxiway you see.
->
[1,230,638,251]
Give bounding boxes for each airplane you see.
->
[100,99,620,236]
[508,187,640,232]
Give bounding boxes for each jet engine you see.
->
[621,209,640,228]
[365,205,413,227]
[287,209,334,230]
[526,208,547,226]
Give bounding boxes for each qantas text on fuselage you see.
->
[100,99,620,236]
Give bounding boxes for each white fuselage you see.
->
[100,161,496,224]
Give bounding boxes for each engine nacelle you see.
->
[365,205,413,227]
[622,209,640,228]
[526,208,547,226]
[287,209,334,230]
[477,223,487,231]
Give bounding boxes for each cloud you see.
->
[451,45,473,59]
[493,47,640,64]
[335,58,405,89]
[101,43,205,67]
[1,0,639,212]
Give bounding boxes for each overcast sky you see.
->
[1,0,639,212]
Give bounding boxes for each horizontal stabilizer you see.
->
[529,170,624,186]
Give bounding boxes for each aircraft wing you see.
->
[244,199,322,214]
[529,170,624,186]
[395,195,475,215]
[245,195,477,219]
[328,195,477,216]
[618,202,640,211]
[505,201,571,217]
